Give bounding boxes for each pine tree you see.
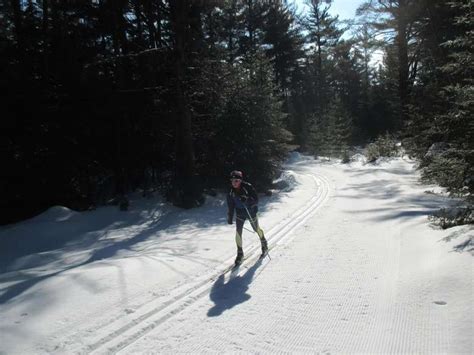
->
[376,43,402,132]
[308,98,353,158]
[329,40,363,136]
[262,1,303,91]
[216,52,293,188]
[238,0,268,57]
[167,0,204,208]
[351,23,381,140]
[400,0,472,196]
[304,0,343,112]
[426,0,474,195]
[357,0,422,125]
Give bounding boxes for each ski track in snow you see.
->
[69,171,332,354]
[116,169,364,354]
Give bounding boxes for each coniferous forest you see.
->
[1,0,472,225]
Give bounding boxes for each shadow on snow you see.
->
[0,190,284,305]
[207,258,263,317]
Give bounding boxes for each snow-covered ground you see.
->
[0,153,472,354]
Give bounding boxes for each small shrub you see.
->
[119,196,129,211]
[421,149,471,194]
[366,143,380,163]
[429,206,474,229]
[341,150,351,164]
[366,133,400,162]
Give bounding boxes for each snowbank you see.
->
[272,170,299,192]
[26,206,79,223]
[285,151,314,165]
[349,153,367,167]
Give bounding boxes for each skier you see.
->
[227,170,268,266]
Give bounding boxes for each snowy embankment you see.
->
[0,153,472,354]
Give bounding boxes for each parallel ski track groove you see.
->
[77,172,331,354]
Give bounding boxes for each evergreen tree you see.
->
[376,43,402,132]
[238,0,268,57]
[329,39,363,138]
[216,52,293,188]
[303,0,343,112]
[409,0,474,195]
[357,0,422,125]
[262,1,303,91]
[351,23,382,140]
[308,98,353,158]
[261,1,304,149]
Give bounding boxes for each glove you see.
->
[227,216,233,224]
[240,195,248,202]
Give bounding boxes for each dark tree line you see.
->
[1,0,472,224]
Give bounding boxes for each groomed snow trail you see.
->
[0,155,471,354]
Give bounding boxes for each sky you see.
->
[326,0,365,20]
[293,0,366,20]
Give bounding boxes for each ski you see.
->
[229,247,271,271]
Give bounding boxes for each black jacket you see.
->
[227,181,259,221]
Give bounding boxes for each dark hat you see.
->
[230,170,243,179]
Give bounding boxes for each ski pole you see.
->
[235,215,254,233]
[243,225,256,233]
[243,205,257,230]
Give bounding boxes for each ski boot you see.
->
[234,248,244,266]
[260,238,268,258]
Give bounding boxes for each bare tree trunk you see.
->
[42,0,49,33]
[133,0,145,47]
[169,0,202,208]
[10,0,23,48]
[156,0,162,47]
[316,34,323,107]
[247,0,254,49]
[227,0,237,63]
[110,1,131,206]
[116,0,129,54]
[397,0,409,123]
[42,0,50,79]
[143,0,155,48]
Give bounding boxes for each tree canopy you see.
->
[1,0,472,224]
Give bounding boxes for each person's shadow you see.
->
[207,258,263,317]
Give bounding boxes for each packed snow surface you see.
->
[0,154,472,354]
